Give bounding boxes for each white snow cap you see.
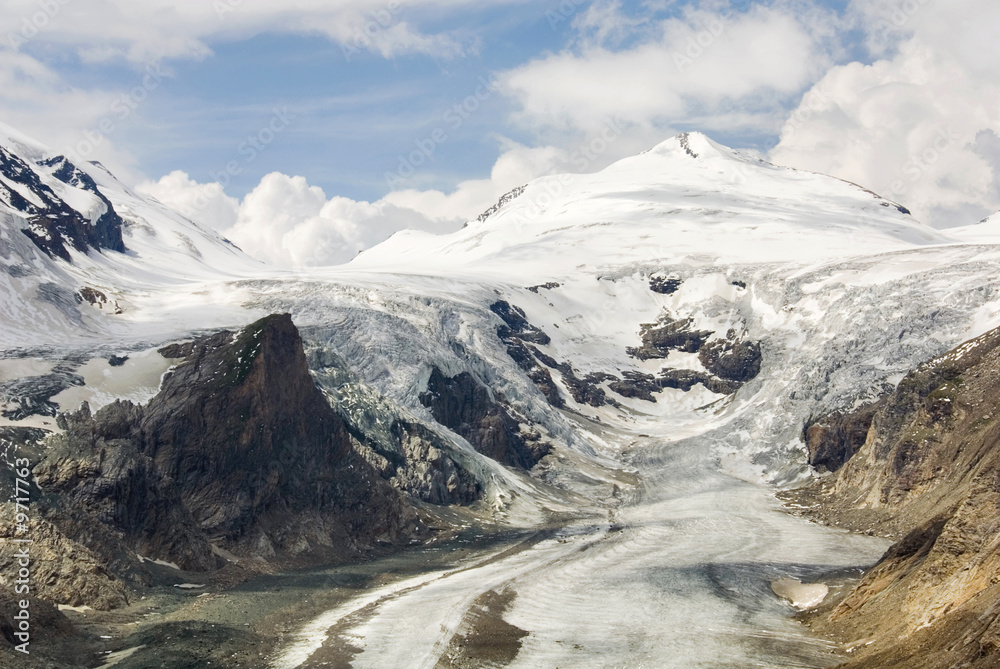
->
[350,132,951,280]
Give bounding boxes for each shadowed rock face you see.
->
[0,150,125,261]
[792,326,1000,669]
[28,314,416,586]
[139,314,412,555]
[803,400,884,473]
[420,368,550,470]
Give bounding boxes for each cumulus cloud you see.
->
[0,0,516,183]
[771,0,1000,226]
[500,3,834,136]
[135,141,585,267]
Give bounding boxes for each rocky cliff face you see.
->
[3,314,420,618]
[0,149,125,261]
[420,367,551,470]
[789,326,1000,668]
[143,314,414,558]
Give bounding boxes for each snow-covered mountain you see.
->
[351,132,947,278]
[3,126,1000,479]
[6,123,1000,669]
[0,121,262,349]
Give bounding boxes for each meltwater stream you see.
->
[275,435,889,669]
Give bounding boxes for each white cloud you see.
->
[135,140,609,267]
[0,0,519,184]
[500,4,832,136]
[138,170,240,231]
[772,0,1000,227]
[0,47,146,180]
[1,0,501,66]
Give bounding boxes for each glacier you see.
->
[3,127,1000,667]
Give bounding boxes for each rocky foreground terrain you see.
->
[0,313,514,666]
[787,325,1000,668]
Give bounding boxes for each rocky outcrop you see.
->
[35,402,218,574]
[420,368,550,470]
[627,316,713,359]
[137,314,415,558]
[18,314,419,607]
[626,313,762,396]
[802,400,884,473]
[490,300,550,345]
[789,326,1000,668]
[649,275,682,295]
[349,419,481,506]
[503,339,565,408]
[697,336,762,384]
[0,149,125,261]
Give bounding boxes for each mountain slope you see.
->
[0,121,262,349]
[4,124,1000,668]
[350,132,947,280]
[786,325,1000,668]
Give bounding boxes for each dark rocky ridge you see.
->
[787,325,1000,668]
[802,400,885,473]
[627,316,713,359]
[494,297,762,409]
[3,315,421,618]
[0,149,125,261]
[649,275,682,295]
[420,367,551,470]
[137,314,416,557]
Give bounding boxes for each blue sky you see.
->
[2,0,998,266]
[6,0,854,200]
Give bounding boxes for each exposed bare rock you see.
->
[803,400,885,473]
[490,300,550,345]
[389,421,481,504]
[0,503,132,611]
[0,587,85,667]
[0,149,125,261]
[627,316,713,359]
[788,325,1000,669]
[420,368,550,470]
[698,336,762,383]
[649,275,682,295]
[136,314,416,558]
[526,282,560,293]
[17,313,421,616]
[607,371,660,403]
[503,340,564,408]
[36,402,218,573]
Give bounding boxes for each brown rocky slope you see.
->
[787,325,1000,668]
